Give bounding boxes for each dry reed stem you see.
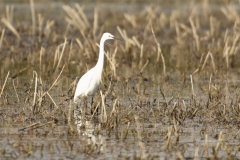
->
[12,79,19,103]
[93,8,98,36]
[75,5,90,28]
[176,151,185,160]
[37,65,65,104]
[208,52,216,72]
[39,47,45,75]
[124,14,137,28]
[139,44,144,68]
[38,14,44,42]
[68,100,72,126]
[103,47,118,77]
[5,5,14,24]
[47,92,58,109]
[30,0,36,36]
[32,71,38,110]
[215,131,223,152]
[63,4,89,35]
[134,115,147,159]
[182,100,187,111]
[117,26,131,52]
[140,59,149,73]
[100,90,107,123]
[18,122,40,131]
[11,68,27,79]
[132,36,140,48]
[210,16,215,37]
[190,75,196,97]
[19,121,55,131]
[229,34,239,56]
[44,20,54,38]
[203,134,209,157]
[165,126,173,149]
[189,17,200,51]
[55,38,68,72]
[208,73,212,95]
[0,71,10,98]
[194,147,199,160]
[67,40,73,63]
[1,17,21,41]
[150,22,166,75]
[76,38,83,50]
[223,46,230,68]
[110,99,118,118]
[0,29,5,50]
[201,51,216,73]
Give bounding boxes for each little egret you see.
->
[73,32,122,112]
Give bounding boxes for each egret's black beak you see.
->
[113,37,124,41]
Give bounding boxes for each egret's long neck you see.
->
[95,38,105,74]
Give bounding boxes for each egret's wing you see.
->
[73,69,94,103]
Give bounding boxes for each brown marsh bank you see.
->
[1,0,240,159]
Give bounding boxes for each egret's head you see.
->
[102,32,115,40]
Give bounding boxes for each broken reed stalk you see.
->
[103,47,118,77]
[76,38,83,50]
[99,81,113,123]
[44,20,54,39]
[30,0,36,36]
[68,100,72,126]
[32,71,38,110]
[190,75,196,97]
[117,26,130,51]
[1,17,21,41]
[46,92,58,108]
[214,131,223,157]
[0,71,10,98]
[189,17,200,51]
[63,4,89,36]
[124,13,137,28]
[67,40,73,63]
[201,51,216,73]
[0,29,5,50]
[134,115,147,159]
[202,134,209,157]
[38,14,44,42]
[39,47,44,75]
[194,147,199,160]
[36,65,65,104]
[223,46,230,69]
[100,90,107,123]
[110,99,118,118]
[208,73,212,97]
[12,79,19,103]
[55,38,68,72]
[150,21,166,75]
[93,8,98,36]
[176,151,185,160]
[139,44,144,68]
[165,125,173,149]
[6,5,14,24]
[140,59,149,73]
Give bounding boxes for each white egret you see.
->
[73,32,122,112]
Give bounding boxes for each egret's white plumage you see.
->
[74,32,120,104]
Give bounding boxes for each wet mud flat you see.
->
[1,0,240,159]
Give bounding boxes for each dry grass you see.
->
[0,0,240,159]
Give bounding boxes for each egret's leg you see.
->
[81,97,87,118]
[90,96,94,114]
